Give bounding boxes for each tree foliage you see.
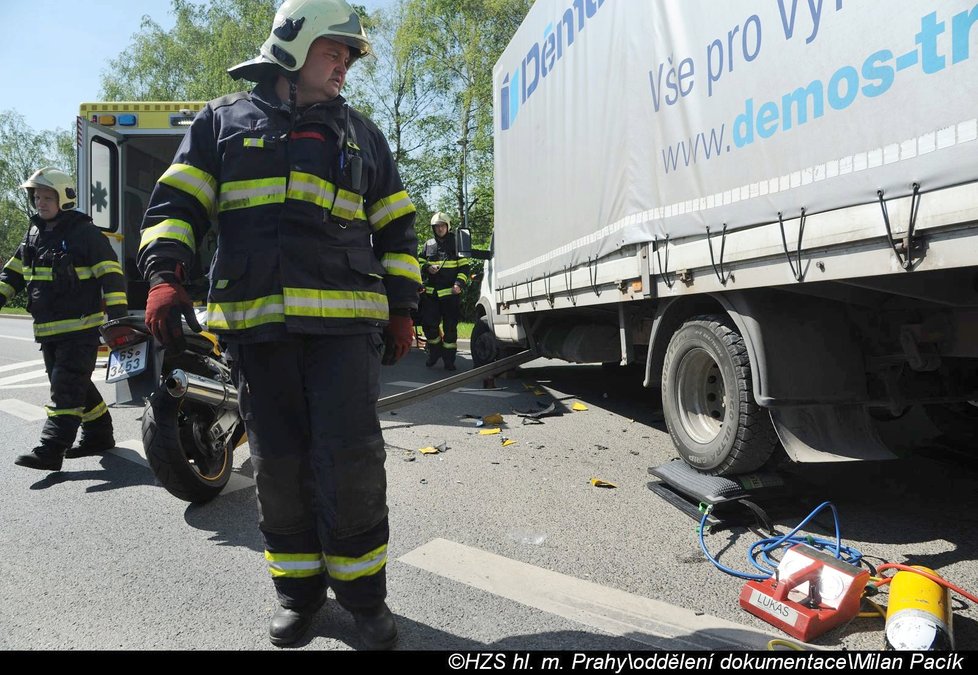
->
[0,115,69,247]
[0,112,72,306]
[392,0,532,247]
[100,0,279,101]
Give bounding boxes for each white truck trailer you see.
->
[471,0,978,475]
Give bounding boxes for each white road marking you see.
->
[387,381,520,399]
[0,369,48,386]
[398,538,782,651]
[0,359,45,374]
[0,399,46,421]
[0,334,34,343]
[0,363,108,389]
[112,439,150,467]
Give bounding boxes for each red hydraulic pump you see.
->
[740,544,869,642]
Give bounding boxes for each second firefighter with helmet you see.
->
[419,212,470,370]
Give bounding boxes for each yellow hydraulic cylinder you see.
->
[885,566,954,650]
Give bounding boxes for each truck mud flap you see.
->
[770,404,898,463]
[377,350,537,414]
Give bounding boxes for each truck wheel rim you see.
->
[675,347,726,444]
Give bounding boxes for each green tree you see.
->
[394,0,531,246]
[100,0,279,101]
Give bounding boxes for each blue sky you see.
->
[0,0,388,134]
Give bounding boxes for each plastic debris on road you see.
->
[572,401,588,411]
[509,530,548,545]
[418,442,448,455]
[479,428,501,435]
[590,477,617,488]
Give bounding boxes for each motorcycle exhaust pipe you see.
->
[165,369,238,410]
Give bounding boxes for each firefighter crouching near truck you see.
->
[0,168,127,471]
[136,0,420,650]
[419,212,469,371]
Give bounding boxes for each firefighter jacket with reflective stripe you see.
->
[0,210,127,343]
[419,234,470,298]
[137,83,421,342]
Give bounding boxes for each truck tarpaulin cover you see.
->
[493,0,978,285]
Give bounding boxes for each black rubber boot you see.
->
[14,447,65,472]
[65,435,116,459]
[352,603,398,651]
[268,591,328,647]
[444,360,457,371]
[425,343,441,367]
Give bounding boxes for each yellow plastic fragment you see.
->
[419,446,441,454]
[590,477,617,488]
[479,428,501,435]
[502,439,516,447]
[483,413,504,425]
[572,402,588,411]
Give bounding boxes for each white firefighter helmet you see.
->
[228,0,371,82]
[20,167,77,211]
[430,212,452,230]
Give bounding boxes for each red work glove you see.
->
[382,312,414,365]
[145,281,201,350]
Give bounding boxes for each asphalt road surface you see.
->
[1,314,976,652]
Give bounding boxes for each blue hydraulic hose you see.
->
[698,501,864,580]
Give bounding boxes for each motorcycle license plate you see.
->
[106,341,150,383]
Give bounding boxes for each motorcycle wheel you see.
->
[143,393,245,504]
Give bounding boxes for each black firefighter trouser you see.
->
[39,338,112,453]
[421,292,461,366]
[231,333,389,611]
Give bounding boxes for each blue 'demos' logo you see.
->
[500,0,606,132]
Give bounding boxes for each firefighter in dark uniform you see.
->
[137,0,420,650]
[419,212,470,370]
[0,168,127,471]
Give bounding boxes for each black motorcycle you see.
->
[100,313,245,503]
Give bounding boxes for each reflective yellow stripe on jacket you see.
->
[0,281,14,301]
[426,286,457,298]
[324,544,388,582]
[207,288,390,331]
[284,288,388,321]
[103,292,128,307]
[333,189,366,222]
[33,312,104,338]
[285,172,367,221]
[265,551,326,579]
[3,257,23,275]
[140,219,197,253]
[218,177,287,212]
[159,163,217,215]
[381,253,422,284]
[91,260,124,278]
[367,191,415,233]
[287,171,335,208]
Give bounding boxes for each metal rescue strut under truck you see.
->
[376,350,537,413]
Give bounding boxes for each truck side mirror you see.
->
[456,227,473,258]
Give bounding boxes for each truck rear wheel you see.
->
[661,315,778,475]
